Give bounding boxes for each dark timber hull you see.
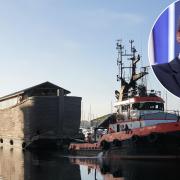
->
[0,96,81,149]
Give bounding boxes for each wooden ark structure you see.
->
[0,82,81,149]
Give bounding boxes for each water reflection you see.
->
[0,147,24,180]
[70,155,180,180]
[0,147,81,180]
[0,146,179,180]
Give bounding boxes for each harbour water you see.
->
[0,146,180,180]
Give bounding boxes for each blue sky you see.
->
[0,0,179,119]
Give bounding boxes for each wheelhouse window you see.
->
[121,105,130,112]
[132,102,164,111]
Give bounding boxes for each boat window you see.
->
[132,103,140,109]
[120,124,124,130]
[122,105,130,111]
[132,102,164,110]
[117,124,120,132]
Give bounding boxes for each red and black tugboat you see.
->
[69,40,180,158]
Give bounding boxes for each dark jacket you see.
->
[152,57,180,98]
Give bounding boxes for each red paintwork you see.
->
[118,96,164,105]
[69,142,101,150]
[132,96,164,103]
[69,122,180,150]
[109,127,116,133]
[70,158,98,169]
[99,122,180,145]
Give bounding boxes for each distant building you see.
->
[80,120,91,129]
[90,113,116,129]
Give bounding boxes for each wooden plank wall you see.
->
[0,96,81,142]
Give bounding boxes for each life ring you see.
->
[131,135,139,143]
[147,133,158,143]
[100,140,110,150]
[113,139,121,147]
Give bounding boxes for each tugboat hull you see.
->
[103,131,180,158]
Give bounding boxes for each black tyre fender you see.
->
[147,133,158,143]
[100,165,110,174]
[113,139,121,147]
[100,140,110,150]
[131,135,139,143]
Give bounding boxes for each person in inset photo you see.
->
[149,0,180,98]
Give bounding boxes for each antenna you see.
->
[165,91,167,111]
[116,39,136,86]
[115,40,148,100]
[129,40,134,52]
[140,66,149,86]
[116,39,124,83]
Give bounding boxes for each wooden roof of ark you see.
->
[0,81,71,101]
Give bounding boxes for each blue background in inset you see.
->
[153,9,169,64]
[175,1,180,58]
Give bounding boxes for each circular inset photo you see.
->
[148,0,180,98]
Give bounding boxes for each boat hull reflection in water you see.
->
[70,154,180,180]
[0,147,179,180]
[0,147,81,180]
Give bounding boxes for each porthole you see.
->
[10,140,13,145]
[22,142,26,149]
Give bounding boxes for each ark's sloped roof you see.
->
[0,81,71,101]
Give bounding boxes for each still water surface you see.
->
[0,147,180,180]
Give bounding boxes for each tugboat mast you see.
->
[116,40,148,101]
